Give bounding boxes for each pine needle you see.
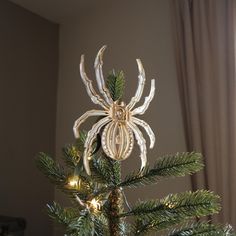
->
[119,152,204,188]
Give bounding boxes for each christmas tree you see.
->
[36,46,234,236]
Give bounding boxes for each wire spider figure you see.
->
[73,45,156,175]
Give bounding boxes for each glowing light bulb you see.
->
[87,198,101,212]
[165,202,175,209]
[67,175,80,189]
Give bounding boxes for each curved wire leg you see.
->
[132,79,155,115]
[131,117,155,148]
[83,116,111,175]
[128,121,147,172]
[80,55,109,109]
[127,59,146,110]
[94,46,113,105]
[73,110,107,138]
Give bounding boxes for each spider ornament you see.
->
[73,46,156,175]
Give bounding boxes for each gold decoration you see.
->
[73,45,156,175]
[165,202,176,209]
[87,198,101,213]
[67,175,81,189]
[70,146,79,158]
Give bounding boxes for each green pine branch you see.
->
[127,190,220,235]
[67,212,94,236]
[90,151,117,185]
[62,144,81,169]
[36,152,67,185]
[133,217,183,235]
[110,158,122,185]
[67,212,110,236]
[75,130,87,151]
[47,202,78,226]
[93,214,109,236]
[119,152,203,188]
[47,202,109,235]
[62,130,89,170]
[169,222,234,236]
[106,70,125,101]
[123,190,220,218]
[36,152,91,200]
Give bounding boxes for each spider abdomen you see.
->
[102,122,134,160]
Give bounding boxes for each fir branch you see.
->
[123,190,220,218]
[36,152,91,200]
[106,70,125,101]
[67,212,94,236]
[75,130,87,152]
[91,152,116,184]
[91,151,121,186]
[129,190,221,235]
[63,179,93,201]
[133,217,182,236]
[47,202,78,226]
[169,222,235,236]
[65,212,110,236]
[62,144,81,168]
[118,221,131,236]
[36,152,67,185]
[90,185,115,200]
[119,152,204,188]
[93,214,109,236]
[110,158,122,185]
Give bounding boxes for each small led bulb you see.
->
[68,175,80,189]
[88,198,101,213]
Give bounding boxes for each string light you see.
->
[87,198,101,213]
[165,202,176,209]
[67,175,81,189]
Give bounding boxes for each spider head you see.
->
[111,101,129,122]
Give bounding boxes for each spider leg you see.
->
[131,117,155,148]
[83,116,111,175]
[127,59,146,110]
[128,121,147,172]
[80,55,109,109]
[94,46,113,105]
[132,79,155,115]
[73,110,107,138]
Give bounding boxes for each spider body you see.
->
[73,46,156,175]
[111,101,129,121]
[100,101,134,161]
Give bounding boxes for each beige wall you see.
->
[0,1,58,235]
[56,0,191,212]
